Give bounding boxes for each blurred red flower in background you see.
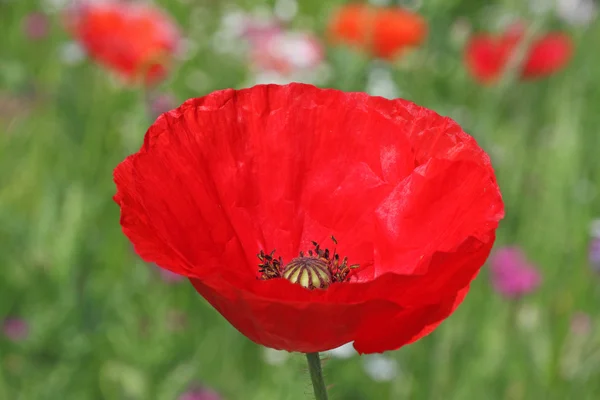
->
[328,4,427,60]
[65,1,180,85]
[522,33,574,78]
[114,83,504,354]
[465,25,573,84]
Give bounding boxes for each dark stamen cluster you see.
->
[257,236,360,288]
[257,250,283,280]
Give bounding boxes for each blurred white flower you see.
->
[366,65,400,99]
[176,38,199,61]
[220,9,249,38]
[450,17,472,48]
[393,0,423,10]
[362,354,399,382]
[262,348,289,366]
[211,8,256,56]
[556,0,598,26]
[58,41,86,65]
[213,8,328,84]
[517,303,542,332]
[250,31,323,73]
[274,0,298,21]
[245,26,327,85]
[368,0,393,6]
[529,0,555,15]
[45,0,111,13]
[42,0,70,13]
[248,63,330,85]
[281,33,322,69]
[211,30,245,56]
[250,71,294,85]
[573,179,597,204]
[589,219,600,238]
[326,342,356,359]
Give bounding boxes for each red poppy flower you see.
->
[465,26,573,84]
[327,4,427,60]
[521,33,574,78]
[114,83,504,354]
[65,2,180,85]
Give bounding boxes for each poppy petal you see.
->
[353,286,469,354]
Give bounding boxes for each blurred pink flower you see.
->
[158,266,186,284]
[570,312,592,336]
[179,385,222,400]
[588,219,600,273]
[148,93,177,119]
[23,12,50,40]
[249,30,324,75]
[242,18,283,44]
[589,237,600,273]
[3,318,29,342]
[166,309,188,332]
[489,247,541,298]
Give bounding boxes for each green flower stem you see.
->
[306,352,329,400]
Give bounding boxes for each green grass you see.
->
[1,1,599,399]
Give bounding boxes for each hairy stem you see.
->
[306,352,329,400]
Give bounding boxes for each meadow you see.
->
[1,0,599,399]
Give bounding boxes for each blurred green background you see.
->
[1,0,599,399]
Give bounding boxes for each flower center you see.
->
[257,236,359,290]
[282,257,331,289]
